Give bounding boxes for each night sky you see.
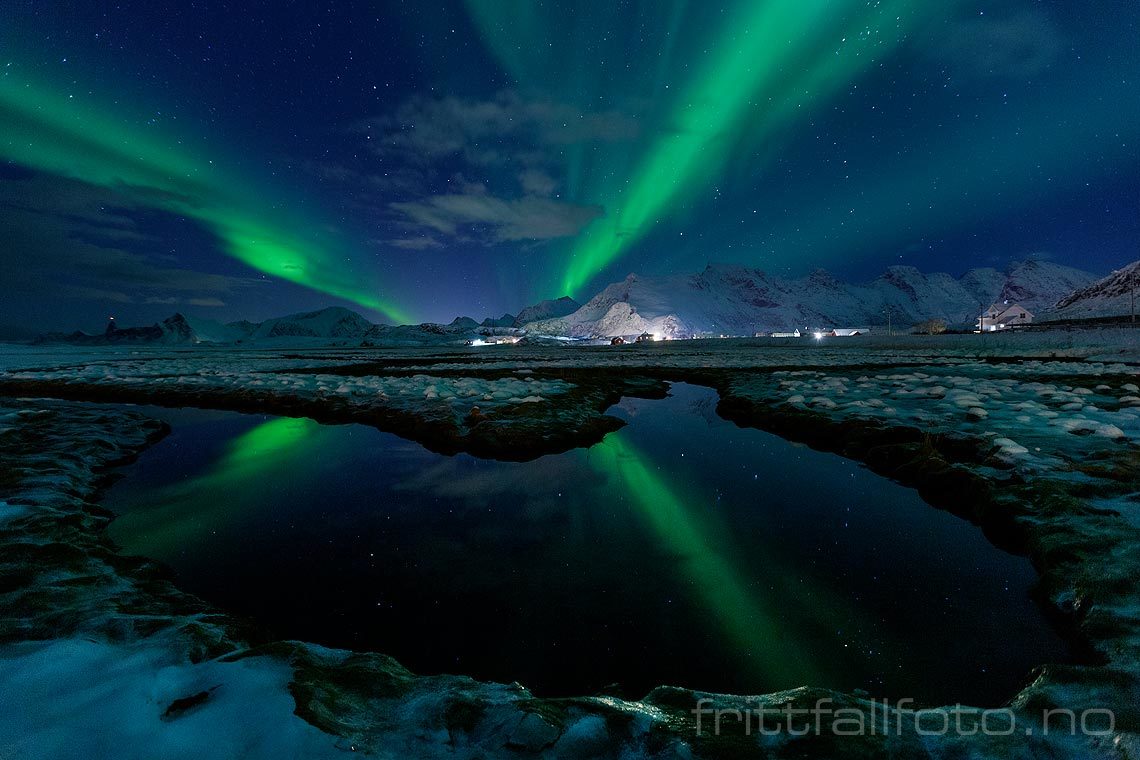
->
[2,0,1138,333]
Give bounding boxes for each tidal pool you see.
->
[103,383,1068,705]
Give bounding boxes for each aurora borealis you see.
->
[1,0,1138,329]
[0,71,413,323]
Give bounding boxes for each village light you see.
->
[813,331,823,340]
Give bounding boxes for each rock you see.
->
[507,712,561,752]
[553,715,609,757]
[161,688,216,720]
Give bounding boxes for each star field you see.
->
[0,0,1137,332]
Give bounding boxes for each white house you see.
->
[765,329,801,338]
[977,303,1033,331]
[828,328,868,337]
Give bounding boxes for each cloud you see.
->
[308,92,632,248]
[933,10,1063,79]
[519,169,558,197]
[362,91,639,167]
[0,172,259,307]
[391,192,603,242]
[383,236,445,251]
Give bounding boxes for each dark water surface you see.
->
[103,383,1068,705]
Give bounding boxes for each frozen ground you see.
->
[0,331,1138,757]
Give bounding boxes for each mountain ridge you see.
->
[525,259,1100,338]
[32,259,1127,346]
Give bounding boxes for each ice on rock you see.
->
[992,437,1030,456]
[1095,424,1126,439]
[1054,418,1097,435]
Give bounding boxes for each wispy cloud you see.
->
[932,10,1063,79]
[391,191,602,242]
[361,91,639,166]
[308,92,635,248]
[0,172,259,306]
[382,236,446,251]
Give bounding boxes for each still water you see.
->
[103,383,1067,705]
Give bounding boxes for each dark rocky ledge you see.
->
[1,359,1138,756]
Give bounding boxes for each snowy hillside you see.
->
[1053,260,1140,319]
[246,307,375,341]
[513,296,580,327]
[999,260,1099,313]
[36,306,483,347]
[524,260,1098,339]
[35,313,248,346]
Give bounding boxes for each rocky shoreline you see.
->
[1,346,1138,757]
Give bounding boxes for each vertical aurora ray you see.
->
[0,72,413,323]
[464,0,964,298]
[560,0,948,297]
[590,433,824,688]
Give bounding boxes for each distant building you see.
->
[766,329,801,338]
[610,336,626,345]
[977,303,1033,331]
[827,328,868,337]
[636,332,655,343]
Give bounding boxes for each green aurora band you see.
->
[465,0,964,298]
[0,73,413,323]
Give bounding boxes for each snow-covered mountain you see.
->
[30,259,1107,347]
[480,313,516,328]
[37,313,247,345]
[244,307,374,341]
[997,260,1101,312]
[513,296,580,327]
[1053,260,1140,319]
[524,260,1098,339]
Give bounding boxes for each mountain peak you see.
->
[527,259,1101,338]
[1054,259,1140,316]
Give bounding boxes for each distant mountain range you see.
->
[35,295,582,347]
[525,259,1102,339]
[30,258,1138,346]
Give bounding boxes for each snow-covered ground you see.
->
[759,365,1139,472]
[1,334,1139,758]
